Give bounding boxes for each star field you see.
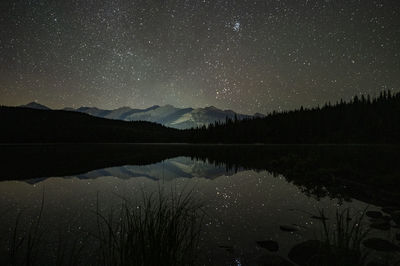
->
[1,0,399,114]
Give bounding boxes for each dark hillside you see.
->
[1,91,399,144]
[0,107,181,143]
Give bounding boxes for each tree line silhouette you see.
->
[0,91,399,143]
[186,90,400,143]
[0,106,181,143]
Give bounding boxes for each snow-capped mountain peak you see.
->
[19,102,262,129]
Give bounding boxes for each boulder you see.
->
[256,240,279,252]
[367,261,387,266]
[363,238,400,252]
[288,240,360,266]
[366,211,383,219]
[369,221,391,231]
[279,225,299,232]
[288,240,329,266]
[391,211,400,225]
[310,215,328,221]
[256,254,294,266]
[381,207,400,214]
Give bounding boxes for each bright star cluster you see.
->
[0,0,399,114]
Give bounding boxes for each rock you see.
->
[363,238,400,252]
[366,211,383,219]
[396,233,400,241]
[370,221,391,231]
[256,254,294,266]
[367,261,387,266]
[288,240,329,266]
[369,218,383,223]
[288,240,360,266]
[310,215,328,221]
[218,245,234,253]
[256,240,279,252]
[382,207,400,214]
[279,225,299,232]
[391,211,400,225]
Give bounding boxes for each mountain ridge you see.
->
[4,91,400,144]
[19,102,263,129]
[20,102,51,110]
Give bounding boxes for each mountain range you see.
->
[20,102,264,129]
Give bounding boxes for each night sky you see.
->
[1,0,399,114]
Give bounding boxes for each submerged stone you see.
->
[288,240,360,266]
[256,240,279,252]
[279,225,299,232]
[367,261,388,266]
[366,211,383,219]
[256,254,294,266]
[310,215,328,221]
[369,218,384,223]
[218,245,234,253]
[391,211,400,225]
[363,238,400,252]
[382,207,400,214]
[369,221,391,231]
[287,240,328,266]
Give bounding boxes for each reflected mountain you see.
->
[1,144,400,207]
[1,144,400,265]
[74,157,236,181]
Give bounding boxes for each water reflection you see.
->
[0,144,399,265]
[74,157,237,181]
[0,169,374,265]
[2,144,399,205]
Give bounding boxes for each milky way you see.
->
[1,0,399,114]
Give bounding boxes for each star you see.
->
[233,21,241,32]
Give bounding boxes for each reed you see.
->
[94,188,204,266]
[7,191,45,266]
[316,208,370,266]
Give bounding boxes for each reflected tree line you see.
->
[1,144,399,207]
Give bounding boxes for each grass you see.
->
[94,188,204,266]
[2,188,204,266]
[316,207,370,266]
[7,191,45,266]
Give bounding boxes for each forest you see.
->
[0,91,399,144]
[186,91,400,143]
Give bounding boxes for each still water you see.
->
[0,144,399,265]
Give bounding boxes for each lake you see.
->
[0,144,399,265]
